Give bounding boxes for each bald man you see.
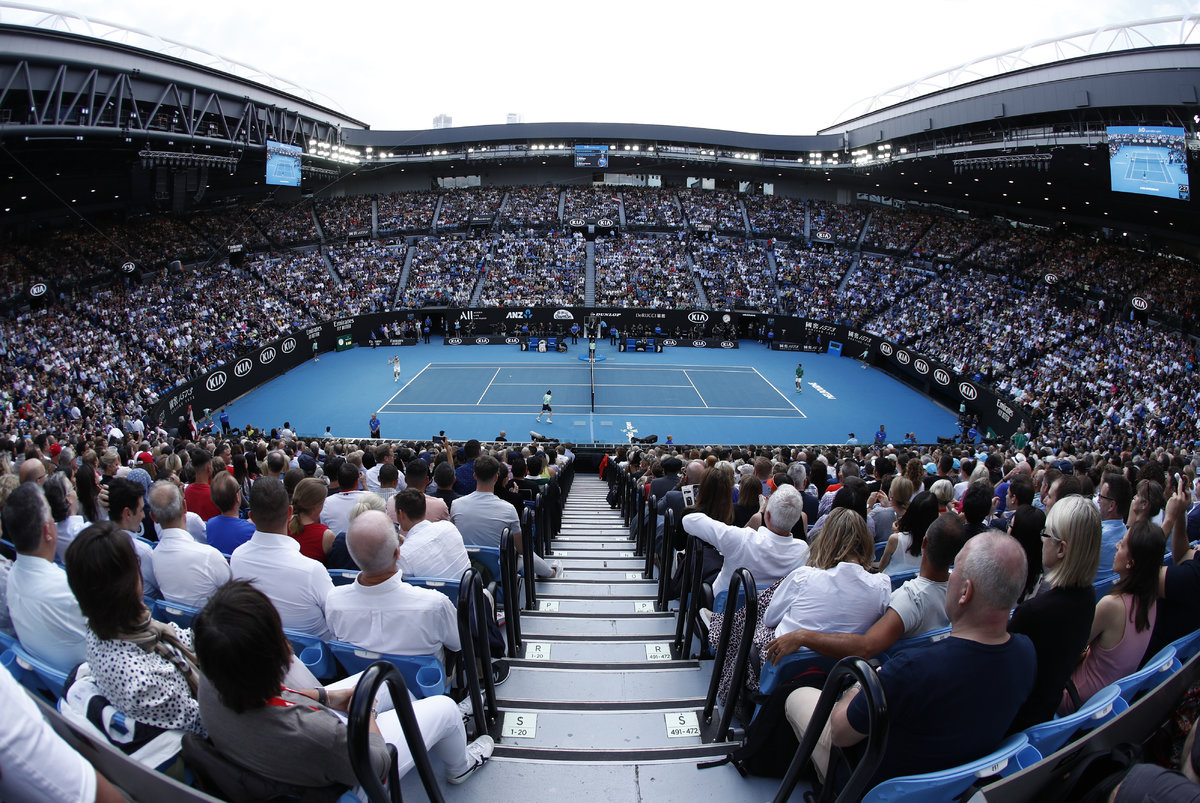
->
[324,510,460,664]
[785,532,1035,791]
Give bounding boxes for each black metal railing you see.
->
[499,527,521,657]
[456,568,497,741]
[656,506,674,610]
[347,662,444,803]
[520,507,536,610]
[704,567,757,741]
[674,536,711,660]
[772,657,889,803]
[642,494,658,579]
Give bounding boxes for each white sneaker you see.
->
[457,697,474,720]
[550,559,563,578]
[448,735,495,785]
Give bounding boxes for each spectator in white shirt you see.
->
[363,443,397,495]
[2,482,89,673]
[394,489,470,580]
[321,462,368,536]
[327,510,460,664]
[231,477,335,640]
[147,480,231,609]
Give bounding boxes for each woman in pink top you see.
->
[1059,520,1166,714]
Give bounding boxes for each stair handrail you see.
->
[634,483,647,557]
[703,567,757,741]
[456,567,497,740]
[772,656,889,803]
[520,507,536,610]
[680,536,711,659]
[672,531,696,656]
[499,527,521,656]
[348,661,445,803]
[655,504,674,610]
[642,493,658,577]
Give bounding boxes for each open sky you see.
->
[24,0,1200,134]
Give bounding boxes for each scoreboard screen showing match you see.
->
[266,140,303,187]
[574,145,609,169]
[1106,125,1190,201]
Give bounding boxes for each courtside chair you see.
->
[860,733,1042,803]
[1021,683,1127,756]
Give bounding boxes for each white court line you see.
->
[752,366,807,419]
[477,368,501,405]
[375,409,805,419]
[380,402,796,412]
[494,382,694,388]
[681,370,709,408]
[376,362,432,414]
[420,362,761,372]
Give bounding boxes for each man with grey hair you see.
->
[3,482,88,672]
[326,510,460,663]
[682,484,810,598]
[784,531,1035,789]
[148,480,230,608]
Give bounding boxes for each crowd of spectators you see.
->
[399,237,488,308]
[773,245,857,322]
[593,236,698,309]
[436,188,505,230]
[478,234,585,307]
[679,189,746,233]
[860,208,934,253]
[1090,250,1200,325]
[689,238,772,311]
[622,188,683,229]
[809,201,867,245]
[911,216,993,261]
[326,241,406,314]
[961,225,1049,274]
[376,190,439,233]
[254,202,320,245]
[744,195,806,239]
[189,207,271,251]
[246,251,343,323]
[562,188,620,221]
[500,187,561,229]
[840,255,934,328]
[314,196,374,240]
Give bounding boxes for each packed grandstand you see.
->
[2,11,1200,803]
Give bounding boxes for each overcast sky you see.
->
[32,0,1200,134]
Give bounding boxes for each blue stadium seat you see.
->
[758,648,839,696]
[466,544,518,606]
[1022,683,1126,756]
[327,642,448,699]
[878,625,952,662]
[711,584,772,615]
[6,641,71,699]
[1115,645,1178,703]
[889,569,919,591]
[547,337,558,349]
[874,541,887,561]
[1092,574,1116,602]
[403,576,460,602]
[283,629,337,682]
[152,599,200,629]
[328,569,360,586]
[861,733,1042,803]
[1167,628,1200,664]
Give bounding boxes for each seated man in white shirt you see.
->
[394,460,449,536]
[231,477,335,640]
[326,510,460,665]
[364,443,398,495]
[2,482,89,672]
[765,512,967,663]
[394,488,470,580]
[321,462,368,536]
[682,483,811,598]
[107,477,161,599]
[147,480,231,609]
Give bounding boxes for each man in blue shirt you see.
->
[369,413,381,439]
[874,425,887,445]
[219,408,231,435]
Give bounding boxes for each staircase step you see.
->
[498,664,710,706]
[533,580,658,597]
[491,707,723,753]
[519,613,677,638]
[513,639,685,666]
[554,568,651,581]
[526,597,664,615]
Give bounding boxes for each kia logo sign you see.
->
[934,369,951,386]
[281,337,296,354]
[475,337,489,345]
[959,381,978,401]
[569,218,584,227]
[121,261,136,274]
[879,342,894,356]
[234,359,252,378]
[1044,273,1059,285]
[663,339,677,347]
[29,282,47,297]
[692,340,707,347]
[505,337,519,345]
[719,341,735,349]
[206,371,228,392]
[1131,296,1149,311]
[816,231,832,240]
[688,311,710,323]
[896,351,911,365]
[914,359,930,375]
[259,347,276,365]
[598,218,614,228]
[447,337,462,345]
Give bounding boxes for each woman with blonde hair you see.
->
[288,478,336,563]
[1008,494,1100,730]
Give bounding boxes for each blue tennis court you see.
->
[220,340,958,444]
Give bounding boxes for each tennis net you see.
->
[589,355,596,413]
